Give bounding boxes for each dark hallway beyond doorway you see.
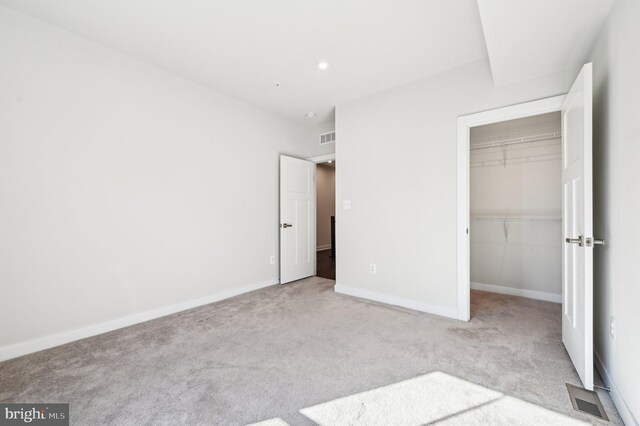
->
[316,250,335,280]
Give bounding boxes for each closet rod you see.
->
[470,132,561,151]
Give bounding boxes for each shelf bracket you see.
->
[502,218,509,241]
[502,144,507,167]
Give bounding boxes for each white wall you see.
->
[335,59,576,318]
[0,5,331,357]
[590,0,640,423]
[316,164,335,250]
[470,124,562,300]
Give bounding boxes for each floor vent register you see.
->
[566,383,609,421]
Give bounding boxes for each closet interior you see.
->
[470,112,562,304]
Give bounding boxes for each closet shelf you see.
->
[471,216,561,222]
[470,152,561,168]
[470,132,561,151]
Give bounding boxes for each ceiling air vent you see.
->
[319,130,336,145]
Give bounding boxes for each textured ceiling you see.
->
[0,0,488,126]
[477,0,613,87]
[1,0,614,126]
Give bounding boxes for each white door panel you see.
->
[562,63,594,390]
[280,155,316,284]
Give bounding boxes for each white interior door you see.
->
[280,155,316,284]
[562,63,596,390]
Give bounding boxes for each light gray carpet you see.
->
[0,277,622,425]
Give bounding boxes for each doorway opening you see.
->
[316,160,336,280]
[456,95,565,321]
[469,112,562,311]
[280,153,336,285]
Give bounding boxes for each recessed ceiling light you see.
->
[328,160,332,163]
[305,112,316,119]
[316,61,329,71]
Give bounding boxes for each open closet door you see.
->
[562,63,600,391]
[280,155,316,284]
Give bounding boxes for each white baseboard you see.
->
[316,245,332,252]
[334,284,458,320]
[594,351,638,426]
[471,282,561,303]
[0,279,278,362]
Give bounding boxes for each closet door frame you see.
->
[456,95,565,321]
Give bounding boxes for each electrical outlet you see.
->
[343,200,351,210]
[610,315,616,340]
[270,255,275,265]
[369,263,377,273]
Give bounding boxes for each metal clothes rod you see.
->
[470,132,561,151]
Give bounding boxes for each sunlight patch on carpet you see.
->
[296,372,587,425]
[247,418,291,426]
